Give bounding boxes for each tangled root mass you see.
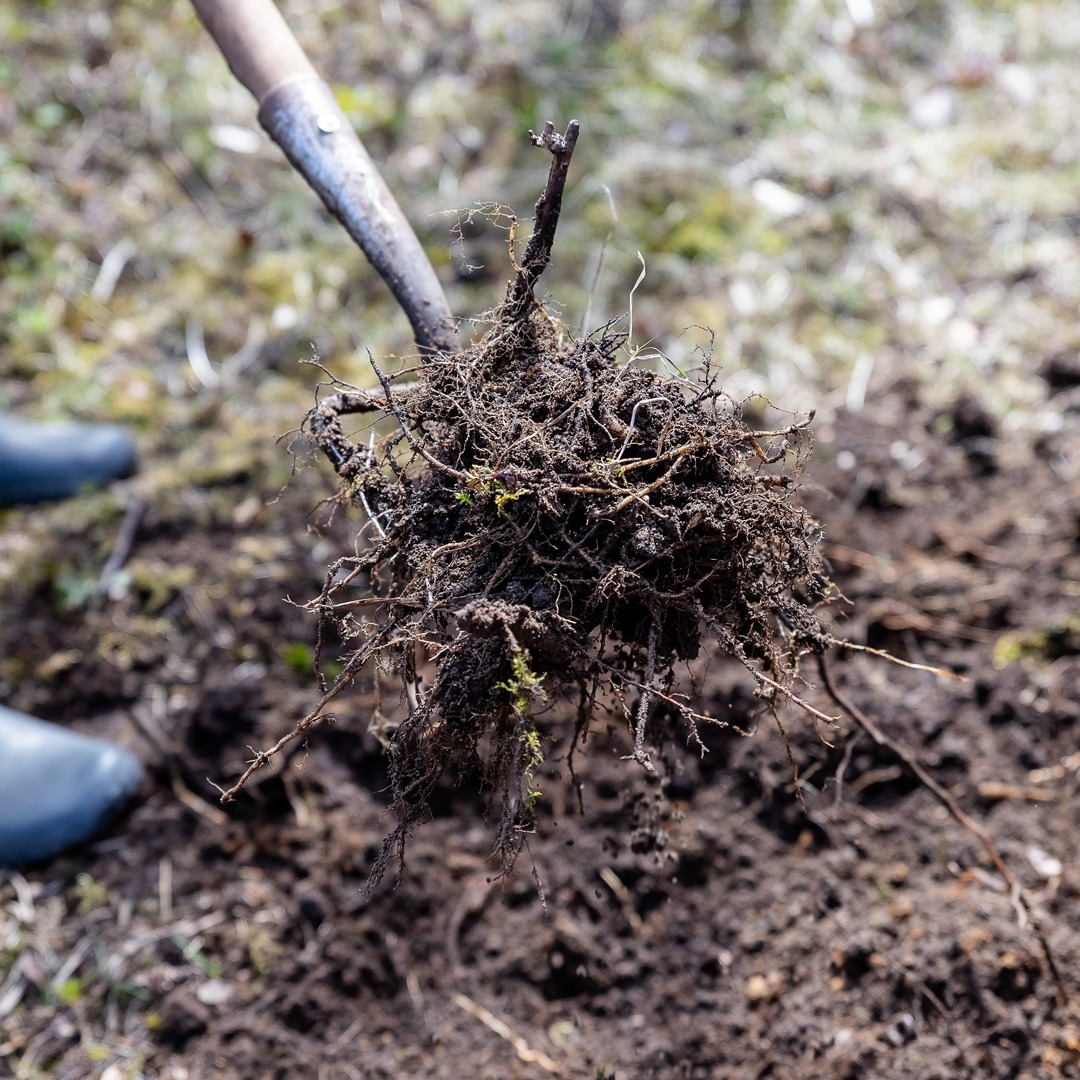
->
[290,124,835,890]
[304,321,834,883]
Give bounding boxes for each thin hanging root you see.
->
[770,702,806,814]
[830,637,966,680]
[742,411,817,462]
[753,668,840,729]
[217,631,387,801]
[627,620,659,772]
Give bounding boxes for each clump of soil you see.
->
[238,124,837,888]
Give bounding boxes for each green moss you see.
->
[496,648,546,716]
[521,726,544,811]
[993,617,1080,668]
[462,467,531,514]
[283,642,315,675]
[74,872,110,915]
[128,560,196,615]
[53,565,100,612]
[332,81,400,133]
[54,977,84,1006]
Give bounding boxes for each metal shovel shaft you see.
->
[190,0,458,357]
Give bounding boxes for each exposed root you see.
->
[817,653,1069,1006]
[226,121,838,892]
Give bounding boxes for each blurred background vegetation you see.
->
[3,3,1080,1074]
[3,0,1078,442]
[5,0,1078,709]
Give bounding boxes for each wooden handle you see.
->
[190,0,315,101]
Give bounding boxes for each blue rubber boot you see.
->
[0,415,137,506]
[0,705,144,865]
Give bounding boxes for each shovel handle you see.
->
[189,0,458,357]
[189,0,316,100]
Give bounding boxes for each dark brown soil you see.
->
[3,378,1080,1080]
[4,0,1080,1074]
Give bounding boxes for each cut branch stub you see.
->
[506,119,581,318]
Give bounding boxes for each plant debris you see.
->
[225,122,838,889]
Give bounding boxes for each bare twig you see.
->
[97,496,146,595]
[506,119,581,318]
[451,992,561,1074]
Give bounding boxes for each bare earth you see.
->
[3,1,1080,1077]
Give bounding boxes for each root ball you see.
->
[304,302,833,887]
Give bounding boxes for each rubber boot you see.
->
[0,705,143,865]
[0,415,137,506]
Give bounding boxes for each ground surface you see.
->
[3,0,1080,1077]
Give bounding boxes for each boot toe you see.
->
[0,416,137,506]
[0,706,144,864]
